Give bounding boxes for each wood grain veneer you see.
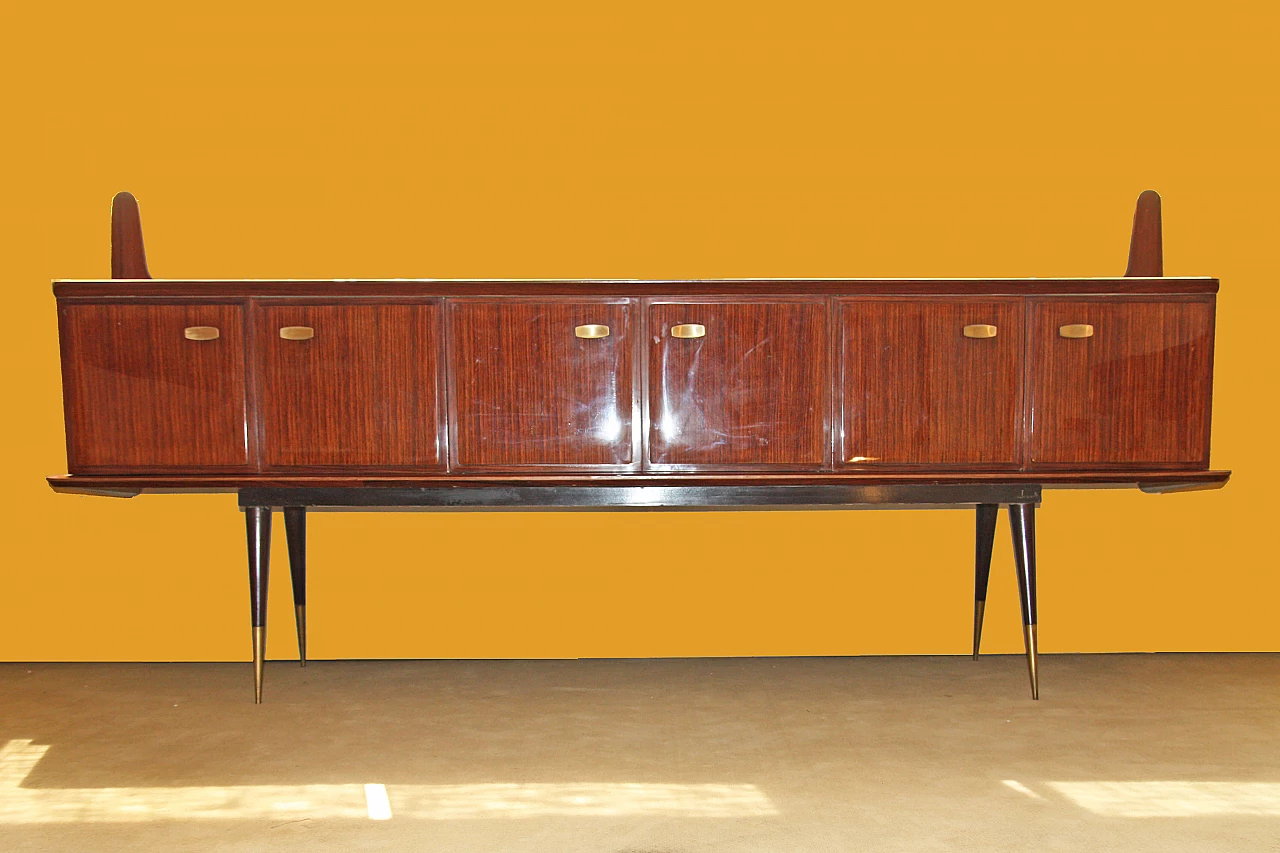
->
[255,301,443,469]
[647,299,829,468]
[448,299,635,468]
[59,302,249,472]
[1028,297,1215,468]
[838,299,1024,468]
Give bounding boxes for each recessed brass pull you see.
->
[279,326,315,341]
[1059,323,1094,339]
[574,324,610,339]
[183,326,220,341]
[671,323,706,339]
[962,324,998,339]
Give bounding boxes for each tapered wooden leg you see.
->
[284,506,308,667]
[1008,502,1039,700]
[973,503,998,659]
[245,506,271,704]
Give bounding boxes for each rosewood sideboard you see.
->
[48,191,1228,702]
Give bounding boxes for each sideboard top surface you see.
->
[52,277,1220,299]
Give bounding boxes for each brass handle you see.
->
[671,323,706,339]
[962,324,998,339]
[574,324,610,339]
[1059,323,1094,339]
[279,326,315,341]
[183,326,220,341]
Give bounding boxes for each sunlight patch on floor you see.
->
[0,740,776,823]
[390,782,775,819]
[1001,780,1043,799]
[1048,781,1280,817]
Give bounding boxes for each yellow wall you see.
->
[2,2,1276,661]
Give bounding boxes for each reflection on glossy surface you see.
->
[649,300,827,468]
[0,741,774,823]
[450,300,634,468]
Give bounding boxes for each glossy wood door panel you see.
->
[1029,298,1215,467]
[838,299,1023,467]
[58,302,249,471]
[448,300,635,468]
[648,299,828,468]
[256,302,442,469]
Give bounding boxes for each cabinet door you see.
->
[1029,298,1214,467]
[448,299,634,468]
[648,299,828,468]
[838,299,1023,467]
[58,302,249,472]
[257,302,443,468]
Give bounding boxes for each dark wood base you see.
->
[48,469,1232,498]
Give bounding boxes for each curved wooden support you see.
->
[110,192,151,279]
[1124,190,1163,277]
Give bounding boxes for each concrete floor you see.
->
[1,655,1277,852]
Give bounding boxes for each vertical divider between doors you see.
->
[440,296,455,473]
[638,296,652,473]
[1020,296,1035,470]
[244,297,263,472]
[629,296,644,472]
[825,295,838,472]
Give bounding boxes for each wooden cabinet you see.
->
[1029,298,1215,467]
[647,299,828,468]
[838,299,1023,467]
[255,302,443,469]
[447,299,635,468]
[54,288,1221,478]
[58,302,250,472]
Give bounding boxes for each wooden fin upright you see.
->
[110,192,151,279]
[1124,190,1163,277]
